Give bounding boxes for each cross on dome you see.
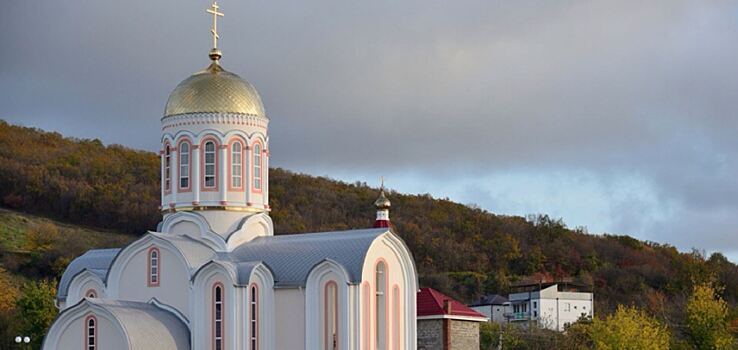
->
[206,1,225,61]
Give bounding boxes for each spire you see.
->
[206,1,224,62]
[374,177,391,228]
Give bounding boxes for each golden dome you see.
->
[374,189,391,209]
[164,62,266,118]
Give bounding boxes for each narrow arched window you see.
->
[204,141,217,189]
[214,284,224,350]
[250,284,259,350]
[253,143,262,191]
[179,142,190,189]
[376,261,387,350]
[325,281,338,350]
[85,315,96,350]
[164,144,171,192]
[148,248,160,287]
[231,142,243,189]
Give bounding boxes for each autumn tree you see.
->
[586,305,670,350]
[687,283,736,349]
[16,279,58,349]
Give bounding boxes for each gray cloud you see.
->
[2,1,738,257]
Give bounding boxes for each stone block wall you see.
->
[449,320,479,350]
[417,319,443,350]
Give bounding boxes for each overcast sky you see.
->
[2,0,737,259]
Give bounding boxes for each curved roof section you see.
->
[84,299,189,349]
[58,248,120,300]
[230,228,388,287]
[164,62,266,118]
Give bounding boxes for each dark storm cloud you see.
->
[2,1,737,256]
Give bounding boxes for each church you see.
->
[42,2,418,349]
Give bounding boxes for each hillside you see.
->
[1,119,737,326]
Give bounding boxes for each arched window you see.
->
[250,284,259,350]
[375,261,387,350]
[85,315,97,350]
[179,142,190,190]
[253,142,262,191]
[204,140,217,189]
[213,283,224,350]
[324,281,338,350]
[148,248,160,287]
[231,142,243,189]
[164,144,171,192]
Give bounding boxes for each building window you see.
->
[325,281,338,350]
[250,284,258,350]
[375,261,387,350]
[148,248,160,287]
[533,301,537,309]
[179,142,190,189]
[253,142,262,191]
[213,283,224,350]
[85,315,96,350]
[204,140,217,189]
[164,144,171,192]
[231,142,243,189]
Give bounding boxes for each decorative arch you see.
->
[191,261,236,350]
[84,314,97,350]
[65,270,105,308]
[305,259,351,349]
[159,211,226,251]
[42,300,129,350]
[225,213,274,251]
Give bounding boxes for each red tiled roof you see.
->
[417,288,486,319]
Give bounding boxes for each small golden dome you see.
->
[164,62,266,118]
[374,189,391,209]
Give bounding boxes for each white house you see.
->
[505,282,593,331]
[42,2,418,349]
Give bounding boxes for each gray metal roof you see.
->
[230,228,388,287]
[470,294,509,306]
[88,299,190,349]
[58,248,120,300]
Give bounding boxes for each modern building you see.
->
[469,294,508,323]
[41,2,418,349]
[416,288,487,350]
[505,282,593,331]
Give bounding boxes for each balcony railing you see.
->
[504,312,531,321]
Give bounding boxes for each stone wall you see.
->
[417,319,480,350]
[417,319,443,350]
[449,320,480,350]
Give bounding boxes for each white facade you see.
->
[506,284,593,331]
[43,7,419,348]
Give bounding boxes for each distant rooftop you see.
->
[417,288,486,320]
[469,294,508,306]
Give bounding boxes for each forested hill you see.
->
[1,119,737,319]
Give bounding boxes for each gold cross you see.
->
[206,1,224,49]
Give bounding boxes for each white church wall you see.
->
[361,233,418,350]
[113,245,192,319]
[275,288,306,350]
[305,260,352,350]
[191,264,241,350]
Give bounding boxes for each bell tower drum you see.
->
[158,1,271,243]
